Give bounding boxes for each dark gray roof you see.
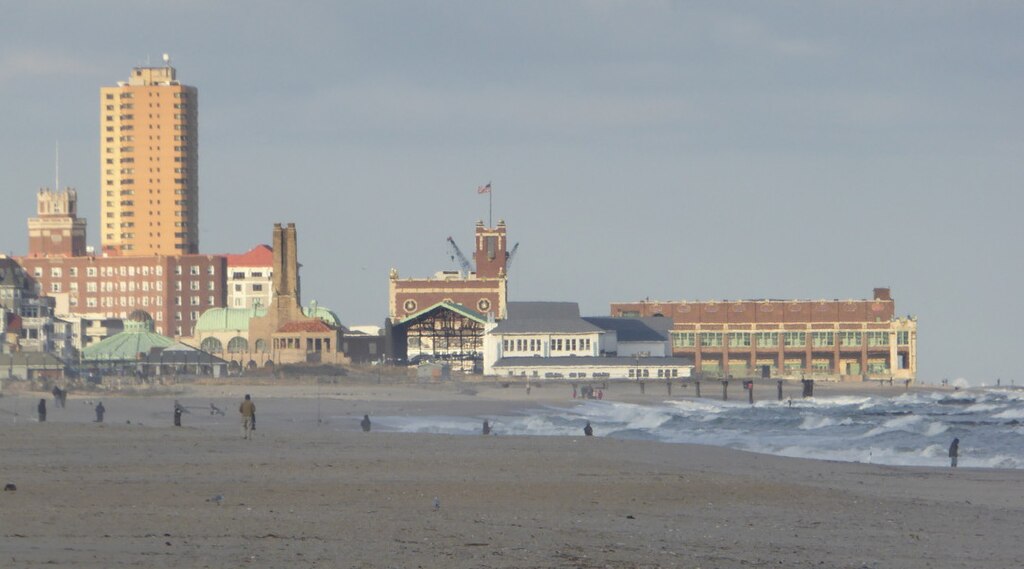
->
[492,301,604,335]
[494,356,694,367]
[582,317,668,342]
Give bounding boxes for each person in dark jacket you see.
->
[360,414,372,432]
[95,402,105,423]
[949,438,960,468]
[583,421,593,436]
[38,399,47,422]
[482,420,491,435]
[174,400,185,427]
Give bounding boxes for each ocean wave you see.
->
[993,408,1024,420]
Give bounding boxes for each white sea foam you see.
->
[993,408,1024,420]
[379,386,1024,469]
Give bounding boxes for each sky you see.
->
[1,1,1022,384]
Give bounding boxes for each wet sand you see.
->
[1,379,1021,568]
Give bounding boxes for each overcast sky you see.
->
[2,2,1022,384]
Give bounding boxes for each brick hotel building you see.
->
[611,288,917,382]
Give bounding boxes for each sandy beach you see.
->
[1,379,1022,568]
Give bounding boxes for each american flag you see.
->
[477,182,491,194]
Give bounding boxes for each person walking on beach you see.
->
[240,394,255,439]
[37,398,47,422]
[482,420,491,435]
[95,402,105,423]
[52,386,64,408]
[173,400,185,427]
[360,414,372,432]
[949,438,960,468]
[583,421,593,437]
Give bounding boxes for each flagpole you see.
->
[489,189,493,227]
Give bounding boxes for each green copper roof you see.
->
[195,305,268,333]
[82,325,176,361]
[303,301,343,329]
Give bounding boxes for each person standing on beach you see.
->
[361,414,372,432]
[949,438,960,468]
[37,398,47,422]
[482,420,491,435]
[583,421,593,436]
[173,400,185,427]
[240,394,255,439]
[95,402,105,423]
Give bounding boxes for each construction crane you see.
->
[505,242,520,273]
[446,236,474,275]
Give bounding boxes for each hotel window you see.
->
[866,332,890,347]
[190,266,200,276]
[208,296,215,305]
[672,332,696,348]
[756,332,778,348]
[208,281,215,291]
[252,284,263,292]
[232,272,245,280]
[174,266,182,275]
[86,282,97,292]
[155,311,163,320]
[783,332,806,348]
[190,281,200,291]
[51,267,62,277]
[155,266,163,276]
[570,339,577,351]
[175,281,183,291]
[191,296,200,306]
[584,338,591,350]
[87,267,97,277]
[502,340,509,351]
[728,332,751,347]
[234,284,242,292]
[839,331,863,347]
[207,266,215,275]
[69,283,78,292]
[190,311,199,320]
[86,298,97,308]
[69,268,78,277]
[142,297,149,306]
[897,331,910,346]
[51,283,61,293]
[699,332,723,347]
[866,361,888,373]
[812,332,834,347]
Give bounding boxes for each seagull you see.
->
[433,496,440,511]
[206,494,224,505]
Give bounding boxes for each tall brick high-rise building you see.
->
[100,58,198,256]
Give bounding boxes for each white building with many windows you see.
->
[225,245,273,310]
[483,302,692,380]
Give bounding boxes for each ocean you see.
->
[380,388,1024,469]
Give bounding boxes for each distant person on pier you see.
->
[95,402,105,423]
[949,438,960,468]
[37,398,47,422]
[583,421,593,437]
[482,420,491,435]
[361,414,372,432]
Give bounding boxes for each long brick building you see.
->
[611,288,917,382]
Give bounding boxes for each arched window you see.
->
[200,337,223,353]
[255,339,267,353]
[227,336,249,353]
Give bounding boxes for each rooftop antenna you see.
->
[55,141,59,191]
